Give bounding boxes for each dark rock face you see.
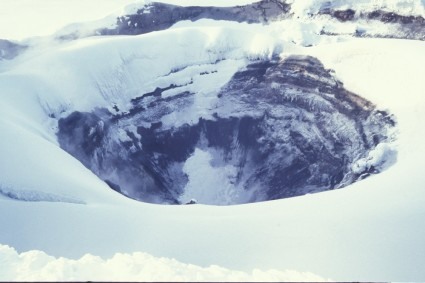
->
[99,0,290,36]
[364,10,425,41]
[330,9,356,22]
[319,7,425,40]
[58,55,396,205]
[0,39,26,60]
[320,7,425,25]
[365,10,425,25]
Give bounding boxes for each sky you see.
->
[0,0,258,40]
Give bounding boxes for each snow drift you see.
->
[0,244,327,282]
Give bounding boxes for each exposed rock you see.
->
[366,10,425,25]
[319,8,425,40]
[329,9,356,22]
[99,0,290,36]
[0,39,26,60]
[58,55,396,205]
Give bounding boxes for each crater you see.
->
[57,55,396,205]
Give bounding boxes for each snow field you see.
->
[0,0,424,281]
[0,244,328,281]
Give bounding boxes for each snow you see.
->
[0,0,425,281]
[0,244,327,281]
[351,142,397,174]
[160,58,247,128]
[1,36,424,281]
[0,24,281,126]
[0,110,127,205]
[158,0,257,7]
[180,148,253,205]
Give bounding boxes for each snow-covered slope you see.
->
[0,244,327,282]
[1,0,425,281]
